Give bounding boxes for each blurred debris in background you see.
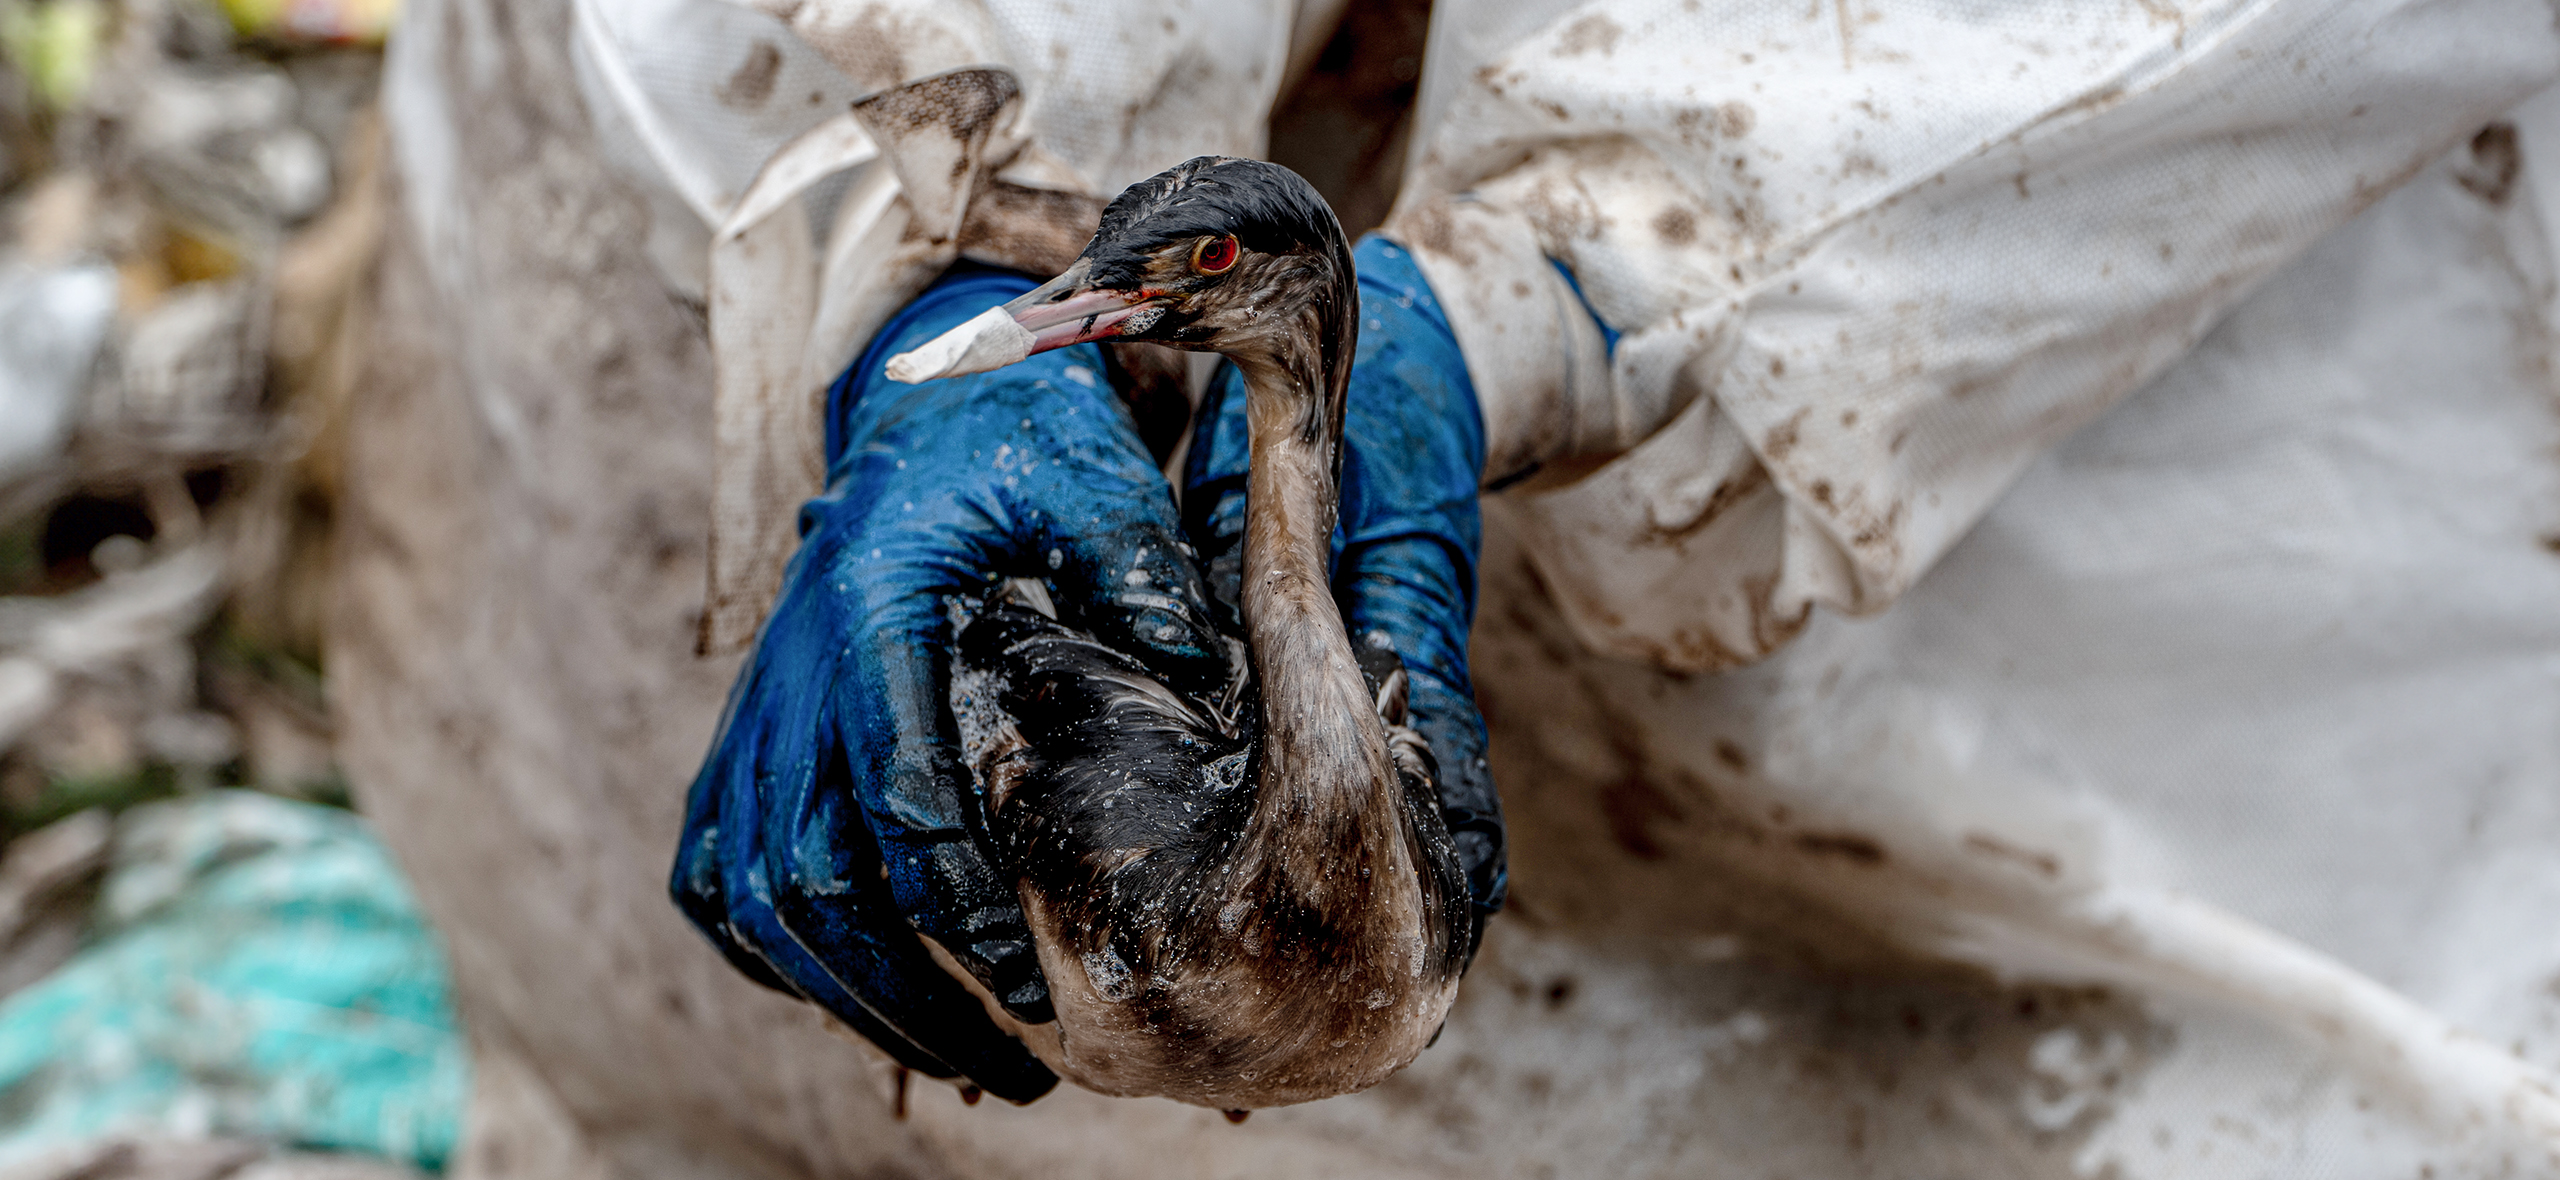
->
[0,0,458,1174]
[0,0,379,844]
[0,1137,421,1180]
[0,792,459,1174]
[213,0,392,47]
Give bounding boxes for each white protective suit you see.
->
[369,0,2560,1176]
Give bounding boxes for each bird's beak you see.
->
[884,261,1152,384]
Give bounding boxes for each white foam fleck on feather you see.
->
[1083,947,1137,1002]
[1203,750,1249,794]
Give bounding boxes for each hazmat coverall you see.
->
[352,0,2560,1176]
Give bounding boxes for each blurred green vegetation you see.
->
[0,0,105,111]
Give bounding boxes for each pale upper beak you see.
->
[884,261,1152,384]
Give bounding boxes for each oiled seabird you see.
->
[892,157,1470,1110]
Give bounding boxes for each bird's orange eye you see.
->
[1192,235,1240,275]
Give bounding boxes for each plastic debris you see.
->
[0,792,466,1171]
[0,263,115,482]
[105,280,267,456]
[0,548,226,755]
[125,68,332,229]
[0,810,110,1000]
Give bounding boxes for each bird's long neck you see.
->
[1229,284,1412,923]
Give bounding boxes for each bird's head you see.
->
[887,157,1355,404]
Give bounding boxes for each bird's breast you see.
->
[947,593,1466,1109]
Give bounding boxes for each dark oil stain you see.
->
[1652,205,1698,245]
[718,40,781,109]
[1545,977,1577,1007]
[1407,200,1456,255]
[2456,122,2521,207]
[1599,776,1685,860]
[1553,13,1624,57]
[1764,408,1809,460]
[1519,1070,1554,1103]
[1794,831,1887,866]
[1642,463,1769,546]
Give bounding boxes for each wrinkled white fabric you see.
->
[568,0,873,299]
[1536,118,2560,1173]
[1390,0,2560,669]
[534,2,2560,1174]
[571,0,1313,648]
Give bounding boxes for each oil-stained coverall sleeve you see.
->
[1384,0,2560,670]
[569,0,1316,650]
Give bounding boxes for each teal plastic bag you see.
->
[0,792,466,1171]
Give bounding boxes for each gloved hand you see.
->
[1183,235,1509,959]
[671,265,1231,1103]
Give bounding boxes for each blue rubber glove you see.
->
[1182,235,1508,960]
[671,266,1230,1103]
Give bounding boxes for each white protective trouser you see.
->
[367,0,2560,1175]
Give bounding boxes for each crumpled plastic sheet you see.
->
[0,262,116,482]
[0,792,466,1172]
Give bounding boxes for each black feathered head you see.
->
[886,157,1356,413]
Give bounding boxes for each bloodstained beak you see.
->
[884,261,1151,384]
